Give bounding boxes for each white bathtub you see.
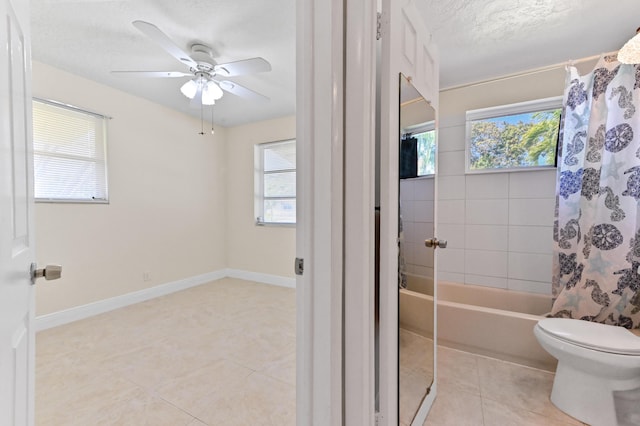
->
[399,274,557,371]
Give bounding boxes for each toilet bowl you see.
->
[534,318,640,426]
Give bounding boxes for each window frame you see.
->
[465,96,563,174]
[32,97,110,204]
[254,138,296,226]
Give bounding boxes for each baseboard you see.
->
[35,269,296,332]
[34,270,227,332]
[225,268,296,288]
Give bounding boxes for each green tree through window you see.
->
[468,106,561,171]
[416,130,436,176]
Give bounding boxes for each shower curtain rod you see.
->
[440,53,607,92]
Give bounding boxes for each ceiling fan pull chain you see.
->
[199,98,205,136]
[211,106,215,135]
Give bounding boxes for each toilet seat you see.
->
[537,318,640,355]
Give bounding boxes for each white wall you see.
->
[436,68,567,295]
[225,116,296,278]
[33,62,229,315]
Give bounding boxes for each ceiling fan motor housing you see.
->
[190,44,217,73]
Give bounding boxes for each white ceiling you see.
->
[30,0,640,127]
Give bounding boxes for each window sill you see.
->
[35,198,109,204]
[256,221,296,228]
[465,166,556,175]
[401,174,435,180]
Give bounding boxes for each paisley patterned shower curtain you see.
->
[550,54,640,329]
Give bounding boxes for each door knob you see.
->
[30,263,62,285]
[425,238,447,249]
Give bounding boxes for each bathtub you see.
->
[399,273,557,371]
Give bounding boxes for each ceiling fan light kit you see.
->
[618,27,640,64]
[180,76,224,105]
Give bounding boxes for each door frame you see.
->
[296,0,378,424]
[295,0,345,424]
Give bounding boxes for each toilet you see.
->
[534,318,640,426]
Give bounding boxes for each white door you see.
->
[0,0,35,424]
[378,0,439,424]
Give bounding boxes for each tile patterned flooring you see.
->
[36,278,296,426]
[37,278,584,425]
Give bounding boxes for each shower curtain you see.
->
[550,54,640,328]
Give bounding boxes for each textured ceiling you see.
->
[30,0,640,127]
[416,0,640,88]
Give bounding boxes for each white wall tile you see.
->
[466,199,509,225]
[465,274,508,289]
[466,173,509,200]
[400,179,414,201]
[439,114,465,128]
[438,248,465,274]
[414,200,434,223]
[414,241,434,268]
[438,151,465,176]
[465,250,508,277]
[437,200,465,224]
[437,124,466,152]
[438,271,465,283]
[402,221,416,243]
[414,177,435,201]
[415,221,434,242]
[508,252,553,282]
[509,198,555,226]
[465,225,508,251]
[400,200,414,223]
[508,225,554,254]
[438,224,465,249]
[438,175,465,200]
[509,170,557,199]
[508,279,552,295]
[403,242,417,266]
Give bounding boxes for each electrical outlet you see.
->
[143,271,151,282]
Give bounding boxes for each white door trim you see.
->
[296,0,345,424]
[343,0,377,423]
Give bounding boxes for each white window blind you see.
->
[33,99,108,202]
[255,139,296,225]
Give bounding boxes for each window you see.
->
[466,96,563,173]
[32,99,108,202]
[255,139,296,225]
[400,122,436,179]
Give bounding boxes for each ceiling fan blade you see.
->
[132,20,198,69]
[110,71,192,78]
[213,57,271,77]
[218,80,269,102]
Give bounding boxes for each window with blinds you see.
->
[32,99,109,202]
[255,139,296,225]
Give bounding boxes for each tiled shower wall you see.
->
[398,63,569,296]
[434,115,557,295]
[400,177,435,279]
[401,138,556,295]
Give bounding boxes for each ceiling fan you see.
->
[112,20,271,106]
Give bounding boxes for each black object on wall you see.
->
[400,135,418,179]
